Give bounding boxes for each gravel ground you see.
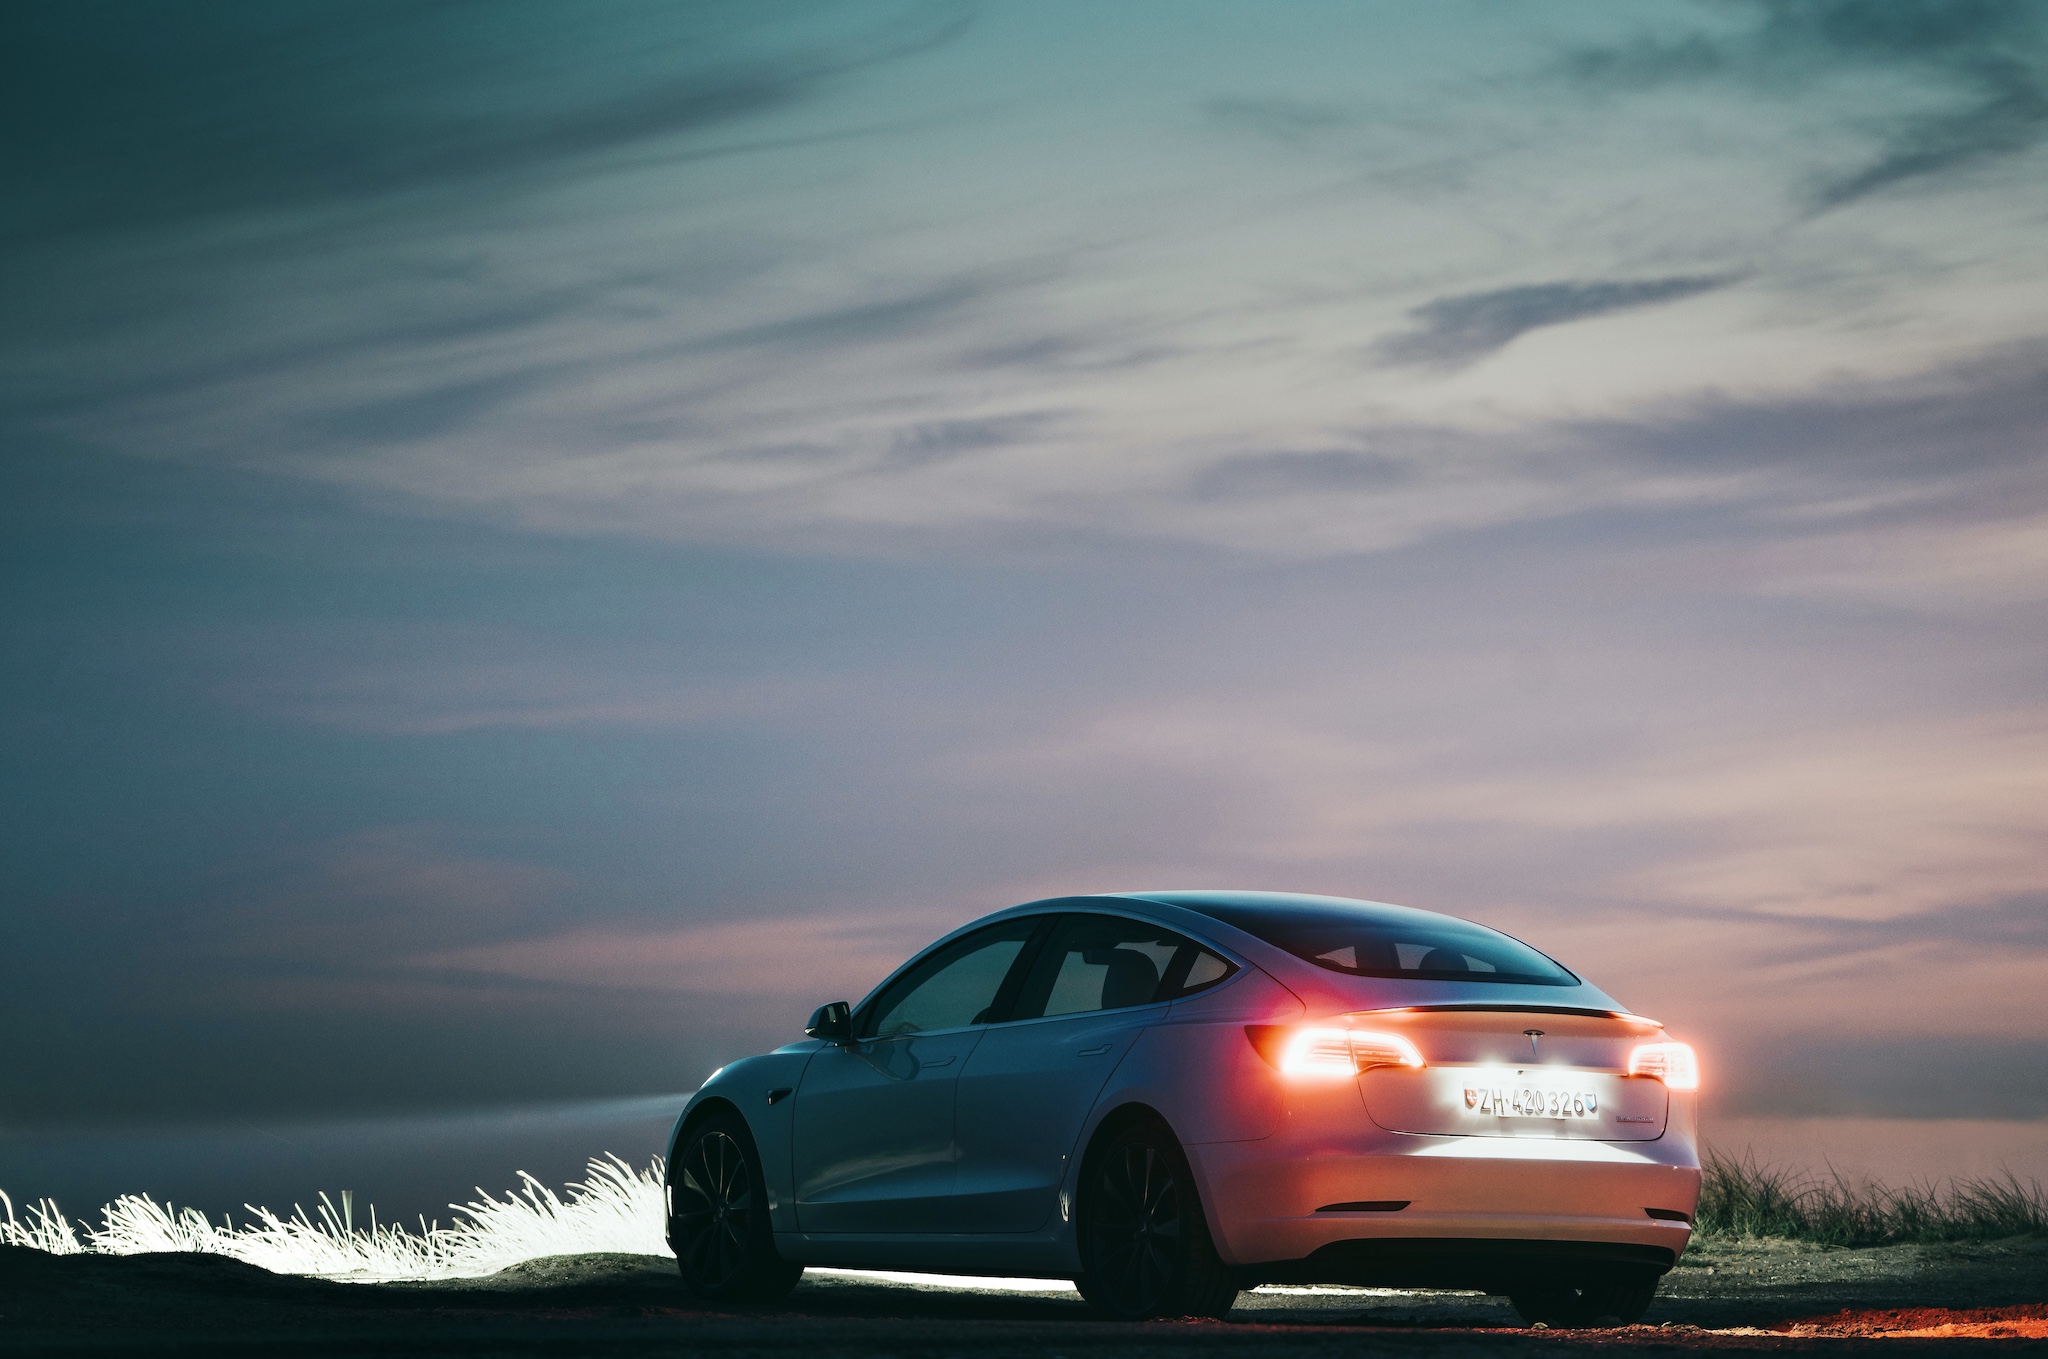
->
[3,1236,2044,1357]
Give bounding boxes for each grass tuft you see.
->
[1698,1150,2048,1246]
[1,1189,88,1255]
[0,1154,668,1280]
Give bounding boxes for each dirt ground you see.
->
[3,1235,2044,1357]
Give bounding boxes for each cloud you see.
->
[216,623,830,735]
[1779,0,2048,206]
[683,278,1000,357]
[1188,450,1413,501]
[2,1,972,244]
[1563,0,2048,207]
[1132,349,2048,579]
[885,411,1069,468]
[13,7,2048,578]
[408,908,952,1003]
[1204,95,1352,142]
[1820,66,2048,206]
[204,825,585,965]
[1372,276,1735,369]
[956,690,2048,937]
[319,372,542,446]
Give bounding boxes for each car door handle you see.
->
[919,1055,956,1069]
[1077,1043,1114,1057]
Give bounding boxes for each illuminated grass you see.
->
[1698,1150,2048,1246]
[0,1154,668,1281]
[13,1146,2043,1276]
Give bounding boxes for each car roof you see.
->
[1113,889,1451,920]
[876,889,1624,1019]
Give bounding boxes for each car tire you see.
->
[1509,1272,1659,1327]
[669,1111,803,1305]
[1075,1117,1239,1320]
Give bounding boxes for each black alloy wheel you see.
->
[1075,1119,1238,1320]
[1509,1272,1660,1327]
[670,1112,802,1303]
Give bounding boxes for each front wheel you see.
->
[669,1112,802,1304]
[1075,1118,1239,1320]
[1509,1272,1659,1327]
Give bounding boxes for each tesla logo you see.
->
[1524,1029,1544,1059]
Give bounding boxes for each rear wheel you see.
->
[1509,1272,1659,1327]
[670,1112,802,1304]
[1075,1118,1239,1320]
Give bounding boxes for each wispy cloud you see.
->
[2,2,972,244]
[1188,449,1413,501]
[1372,275,1736,369]
[14,5,2048,576]
[217,624,833,735]
[1563,0,2048,207]
[409,908,951,1002]
[1204,95,1352,142]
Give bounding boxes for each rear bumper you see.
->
[1187,1123,1701,1280]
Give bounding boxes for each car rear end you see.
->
[1129,893,1703,1298]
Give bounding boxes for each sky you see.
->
[4,0,2048,1159]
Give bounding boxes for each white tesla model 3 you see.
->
[664,891,1701,1325]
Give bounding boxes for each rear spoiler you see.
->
[1364,1003,1660,1023]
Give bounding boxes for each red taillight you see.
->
[1628,1040,1700,1090]
[1247,1025,1425,1078]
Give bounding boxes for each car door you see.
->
[790,916,1040,1233]
[950,914,1236,1233]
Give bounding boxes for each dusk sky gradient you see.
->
[5,0,2048,1147]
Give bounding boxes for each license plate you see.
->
[1464,1084,1599,1119]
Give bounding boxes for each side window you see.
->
[1012,915,1237,1020]
[860,918,1039,1039]
[1181,949,1232,992]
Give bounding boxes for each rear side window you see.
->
[1010,915,1236,1020]
[1183,899,1577,986]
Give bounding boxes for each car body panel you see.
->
[663,889,1703,1291]
[791,1026,985,1232]
[953,1001,1166,1232]
[1189,1127,1702,1272]
[1148,969,1304,1144]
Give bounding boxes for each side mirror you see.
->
[805,1001,853,1043]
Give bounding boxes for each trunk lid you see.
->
[1354,1007,1671,1141]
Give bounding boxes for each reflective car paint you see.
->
[952,1000,1164,1232]
[791,1027,979,1232]
[665,891,1703,1287]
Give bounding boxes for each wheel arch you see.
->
[1073,1099,1182,1212]
[1079,1100,1175,1158]
[666,1096,748,1174]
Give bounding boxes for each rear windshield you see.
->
[1177,898,1578,986]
